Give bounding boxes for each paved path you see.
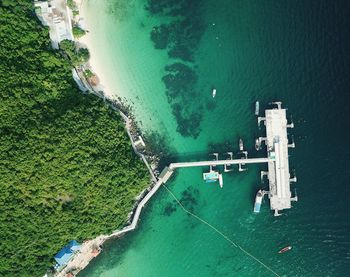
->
[169,157,272,169]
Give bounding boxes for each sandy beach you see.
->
[74,0,117,100]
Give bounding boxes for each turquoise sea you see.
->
[79,0,350,276]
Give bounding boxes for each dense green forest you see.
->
[0,1,150,276]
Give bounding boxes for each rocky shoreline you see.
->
[50,1,168,276]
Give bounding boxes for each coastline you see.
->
[43,0,350,276]
[53,1,167,276]
[74,0,116,100]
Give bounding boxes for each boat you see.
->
[203,168,223,188]
[212,88,216,98]
[255,138,261,151]
[278,246,292,254]
[219,174,223,188]
[253,189,264,213]
[255,101,259,115]
[203,170,219,183]
[239,138,244,151]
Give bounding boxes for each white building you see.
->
[34,0,73,49]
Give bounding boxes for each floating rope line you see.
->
[163,184,281,277]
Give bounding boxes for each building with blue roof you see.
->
[67,240,81,252]
[54,247,73,267]
[54,240,81,269]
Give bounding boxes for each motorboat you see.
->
[254,189,264,213]
[219,174,223,188]
[255,138,261,151]
[212,88,217,98]
[239,138,243,151]
[255,101,259,115]
[278,246,292,254]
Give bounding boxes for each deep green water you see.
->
[79,0,350,276]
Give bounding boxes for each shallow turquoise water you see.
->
[80,0,350,276]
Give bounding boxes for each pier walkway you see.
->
[169,157,272,169]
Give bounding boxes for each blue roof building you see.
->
[68,240,81,252]
[54,247,73,267]
[54,240,81,269]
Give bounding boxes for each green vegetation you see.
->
[67,0,79,16]
[84,69,94,78]
[67,0,77,11]
[0,1,149,277]
[73,10,79,16]
[59,39,90,66]
[72,25,86,38]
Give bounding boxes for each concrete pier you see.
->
[162,102,296,216]
[264,103,295,216]
[169,157,272,170]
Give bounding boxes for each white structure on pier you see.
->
[262,102,296,216]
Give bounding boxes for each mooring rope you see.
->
[163,184,281,277]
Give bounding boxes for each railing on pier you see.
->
[169,157,273,170]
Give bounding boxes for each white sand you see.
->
[74,0,118,100]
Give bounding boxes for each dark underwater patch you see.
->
[163,201,177,216]
[146,0,206,138]
[150,24,169,49]
[179,186,200,214]
[162,63,203,138]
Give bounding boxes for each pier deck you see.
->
[169,157,272,170]
[264,104,293,215]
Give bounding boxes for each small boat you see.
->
[253,189,263,213]
[255,101,259,116]
[219,174,223,188]
[255,138,261,151]
[278,246,292,254]
[239,138,244,151]
[212,88,216,98]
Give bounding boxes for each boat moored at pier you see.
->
[254,190,266,213]
[255,101,259,115]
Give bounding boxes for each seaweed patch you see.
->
[179,186,200,214]
[162,63,203,138]
[146,0,207,138]
[163,201,177,216]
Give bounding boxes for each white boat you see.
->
[255,101,259,115]
[254,189,264,213]
[239,138,244,151]
[255,138,261,151]
[219,174,223,188]
[212,88,216,98]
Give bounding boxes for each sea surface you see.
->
[79,0,350,276]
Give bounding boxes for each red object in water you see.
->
[278,246,292,254]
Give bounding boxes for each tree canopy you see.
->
[0,1,150,276]
[72,25,86,38]
[60,39,89,66]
